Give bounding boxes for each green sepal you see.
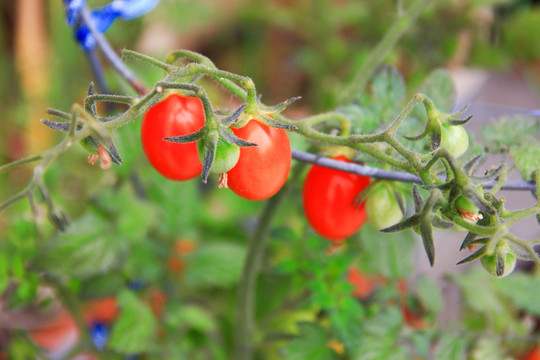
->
[164,129,205,143]
[221,103,247,127]
[456,246,486,265]
[420,222,435,266]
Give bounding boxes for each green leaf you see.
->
[416,275,443,313]
[481,115,540,151]
[38,213,127,279]
[330,310,363,351]
[98,185,158,241]
[491,273,540,317]
[510,140,540,180]
[450,268,505,316]
[280,322,339,360]
[358,224,416,280]
[351,307,406,360]
[470,338,513,360]
[369,66,406,110]
[433,333,467,360]
[184,242,246,289]
[79,272,125,300]
[108,290,157,354]
[414,69,456,118]
[165,304,217,333]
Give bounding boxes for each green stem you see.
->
[0,155,42,174]
[339,0,435,104]
[234,162,307,360]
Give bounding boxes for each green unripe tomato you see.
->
[365,183,403,230]
[440,123,469,158]
[481,248,517,278]
[197,131,240,174]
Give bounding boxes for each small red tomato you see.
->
[141,94,204,180]
[347,266,383,299]
[302,155,370,241]
[82,297,119,324]
[28,310,79,352]
[227,120,291,200]
[524,347,540,360]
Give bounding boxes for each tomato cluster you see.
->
[141,94,291,201]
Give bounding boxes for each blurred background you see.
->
[1,0,540,359]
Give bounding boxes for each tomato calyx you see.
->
[403,101,471,157]
[165,103,258,183]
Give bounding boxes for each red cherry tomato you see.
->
[82,297,119,324]
[227,120,291,200]
[28,310,79,352]
[302,155,370,241]
[141,94,205,180]
[524,347,540,360]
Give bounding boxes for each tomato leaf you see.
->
[79,273,125,300]
[414,69,456,116]
[279,322,339,360]
[108,290,157,354]
[184,242,246,289]
[433,333,467,360]
[509,140,540,180]
[416,275,443,313]
[37,213,127,279]
[358,224,416,279]
[492,273,540,317]
[481,115,540,152]
[350,307,407,359]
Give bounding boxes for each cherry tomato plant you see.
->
[1,1,540,359]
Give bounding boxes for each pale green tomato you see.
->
[197,131,240,174]
[440,123,469,158]
[365,183,403,230]
[481,251,517,278]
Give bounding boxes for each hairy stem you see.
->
[339,0,435,104]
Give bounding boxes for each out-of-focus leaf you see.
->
[481,115,540,151]
[165,304,217,332]
[450,268,504,315]
[351,307,407,359]
[470,338,513,360]
[416,275,443,313]
[184,242,246,289]
[79,272,125,300]
[38,213,127,279]
[433,333,467,360]
[491,273,540,317]
[509,141,540,180]
[358,224,416,280]
[330,309,363,352]
[98,185,158,241]
[280,322,339,360]
[346,66,406,135]
[414,69,456,119]
[108,290,157,354]
[368,66,406,112]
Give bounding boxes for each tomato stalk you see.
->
[234,162,307,360]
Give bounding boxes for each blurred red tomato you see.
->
[347,266,383,299]
[28,310,79,352]
[83,297,119,324]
